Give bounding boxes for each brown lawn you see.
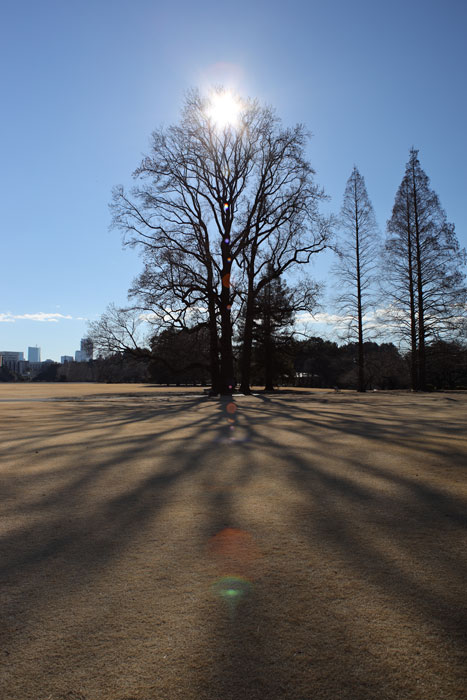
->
[0,384,466,700]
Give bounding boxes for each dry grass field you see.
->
[0,383,466,700]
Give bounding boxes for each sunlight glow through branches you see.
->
[206,91,241,130]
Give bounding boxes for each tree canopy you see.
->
[110,88,331,393]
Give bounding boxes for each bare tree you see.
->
[88,304,210,379]
[333,166,379,392]
[127,244,221,391]
[111,88,330,394]
[88,304,150,359]
[237,198,329,393]
[383,148,467,390]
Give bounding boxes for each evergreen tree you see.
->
[383,149,467,390]
[250,271,295,390]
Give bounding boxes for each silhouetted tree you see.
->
[88,305,209,382]
[334,166,379,391]
[111,88,330,394]
[425,340,467,389]
[0,365,15,382]
[149,326,211,385]
[249,271,295,390]
[383,148,467,390]
[32,363,59,382]
[293,337,341,387]
[88,304,151,360]
[339,342,408,390]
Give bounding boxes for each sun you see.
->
[206,90,241,130]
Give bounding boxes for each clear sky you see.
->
[1,0,466,361]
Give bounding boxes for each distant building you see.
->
[0,351,26,374]
[81,337,93,360]
[61,355,73,363]
[0,351,24,363]
[75,338,93,362]
[28,346,41,362]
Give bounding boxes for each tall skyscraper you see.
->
[74,338,93,362]
[28,346,41,362]
[81,338,93,360]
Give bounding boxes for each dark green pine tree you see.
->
[251,269,295,391]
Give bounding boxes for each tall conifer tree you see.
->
[334,167,379,392]
[384,149,466,390]
[251,271,295,391]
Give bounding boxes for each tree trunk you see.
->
[207,291,220,394]
[264,348,274,391]
[239,271,257,394]
[354,185,365,393]
[239,310,254,394]
[406,189,418,391]
[219,305,234,394]
[263,285,274,391]
[219,244,234,395]
[357,324,365,391]
[412,168,426,391]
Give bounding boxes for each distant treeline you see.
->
[2,336,466,391]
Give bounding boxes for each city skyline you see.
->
[1,0,466,361]
[1,338,92,365]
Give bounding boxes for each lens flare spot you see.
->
[222,273,230,287]
[207,528,259,567]
[211,575,253,618]
[224,202,229,211]
[226,402,237,414]
[207,528,261,615]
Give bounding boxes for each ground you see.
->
[0,384,466,700]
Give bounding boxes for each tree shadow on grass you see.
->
[209,392,467,699]
[1,391,467,699]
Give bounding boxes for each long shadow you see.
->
[1,390,466,699]
[223,393,467,698]
[0,394,222,607]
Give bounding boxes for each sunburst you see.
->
[206,90,241,130]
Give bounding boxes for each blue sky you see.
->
[1,0,466,361]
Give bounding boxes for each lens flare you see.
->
[211,575,252,619]
[208,528,260,619]
[208,528,259,569]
